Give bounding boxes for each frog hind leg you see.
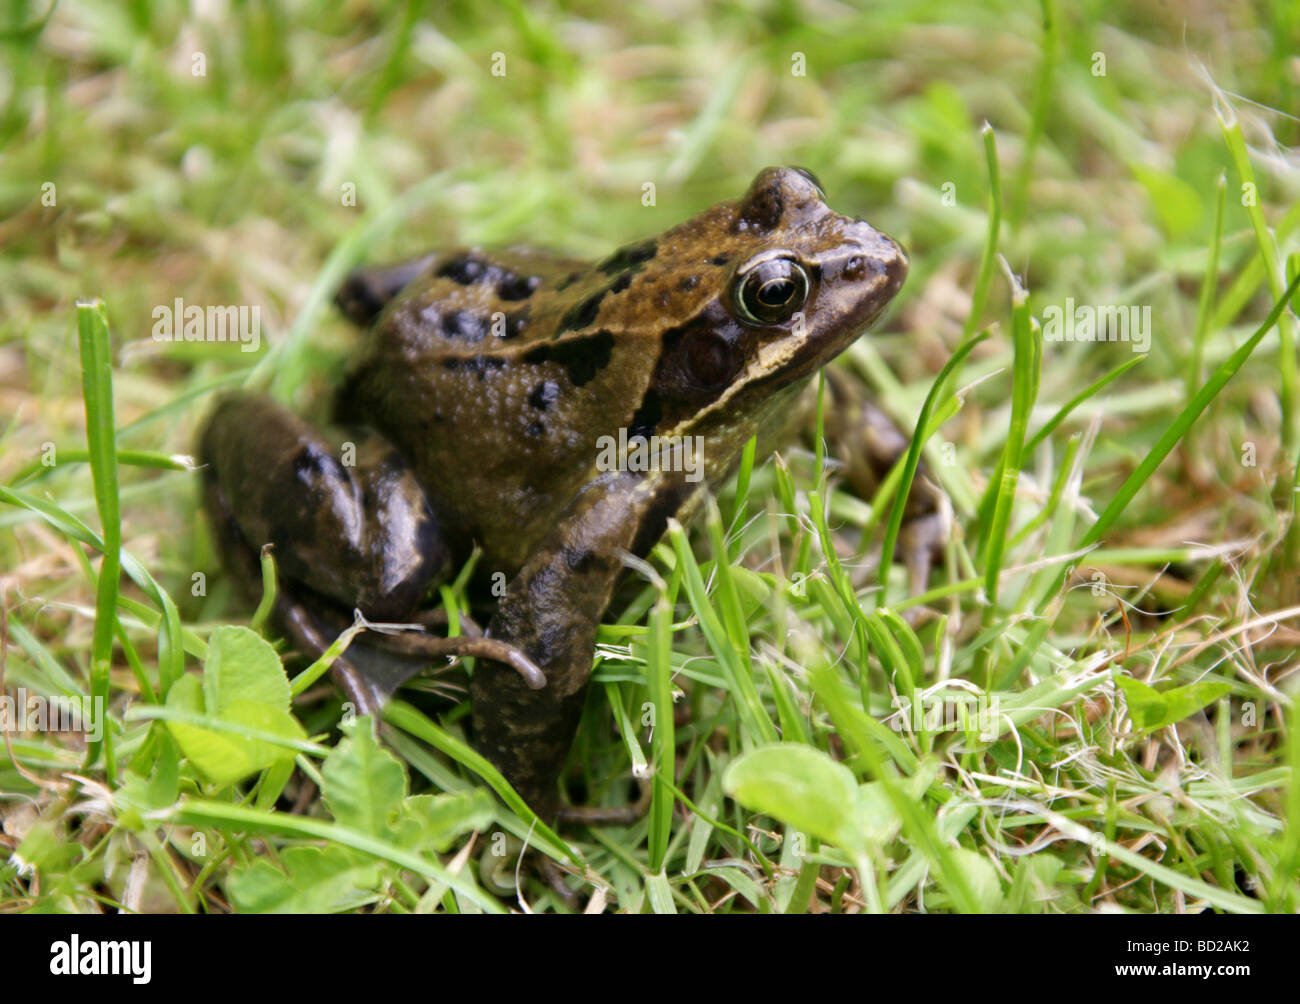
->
[200,392,541,713]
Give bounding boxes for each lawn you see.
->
[1,0,1298,914]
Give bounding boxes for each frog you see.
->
[199,166,913,825]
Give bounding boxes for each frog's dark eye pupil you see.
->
[734,256,810,325]
[757,278,795,307]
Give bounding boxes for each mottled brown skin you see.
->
[201,167,910,822]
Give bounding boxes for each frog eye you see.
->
[734,255,810,325]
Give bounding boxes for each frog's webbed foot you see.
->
[279,599,544,715]
[557,775,653,827]
[357,626,546,691]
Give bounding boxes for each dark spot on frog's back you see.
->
[558,290,606,334]
[436,253,539,303]
[441,310,487,341]
[556,267,642,335]
[529,380,560,410]
[498,274,541,301]
[437,254,489,285]
[523,330,615,387]
[443,354,506,381]
[598,239,657,276]
[503,306,529,339]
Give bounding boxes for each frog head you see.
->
[636,166,908,459]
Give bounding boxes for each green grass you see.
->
[2,0,1299,913]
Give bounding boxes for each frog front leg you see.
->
[472,470,696,823]
[201,392,543,712]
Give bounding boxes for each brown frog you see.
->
[201,166,913,823]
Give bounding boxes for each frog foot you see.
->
[556,774,653,827]
[278,599,544,716]
[358,621,547,691]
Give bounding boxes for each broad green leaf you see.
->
[950,848,1003,912]
[322,718,408,837]
[857,781,904,845]
[1117,676,1231,732]
[392,789,495,853]
[1115,677,1165,727]
[723,743,867,855]
[227,846,382,913]
[165,677,305,787]
[15,820,80,875]
[1157,680,1232,728]
[147,730,181,807]
[202,625,291,715]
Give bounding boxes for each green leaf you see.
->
[147,730,181,805]
[1131,164,1201,238]
[202,625,291,715]
[227,846,382,913]
[165,676,305,787]
[1117,676,1231,732]
[723,744,868,855]
[321,717,408,837]
[392,790,495,854]
[950,848,1003,912]
[1115,677,1165,728]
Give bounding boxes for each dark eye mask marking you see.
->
[524,330,615,387]
[628,391,662,440]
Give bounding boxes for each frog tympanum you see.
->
[201,166,913,823]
